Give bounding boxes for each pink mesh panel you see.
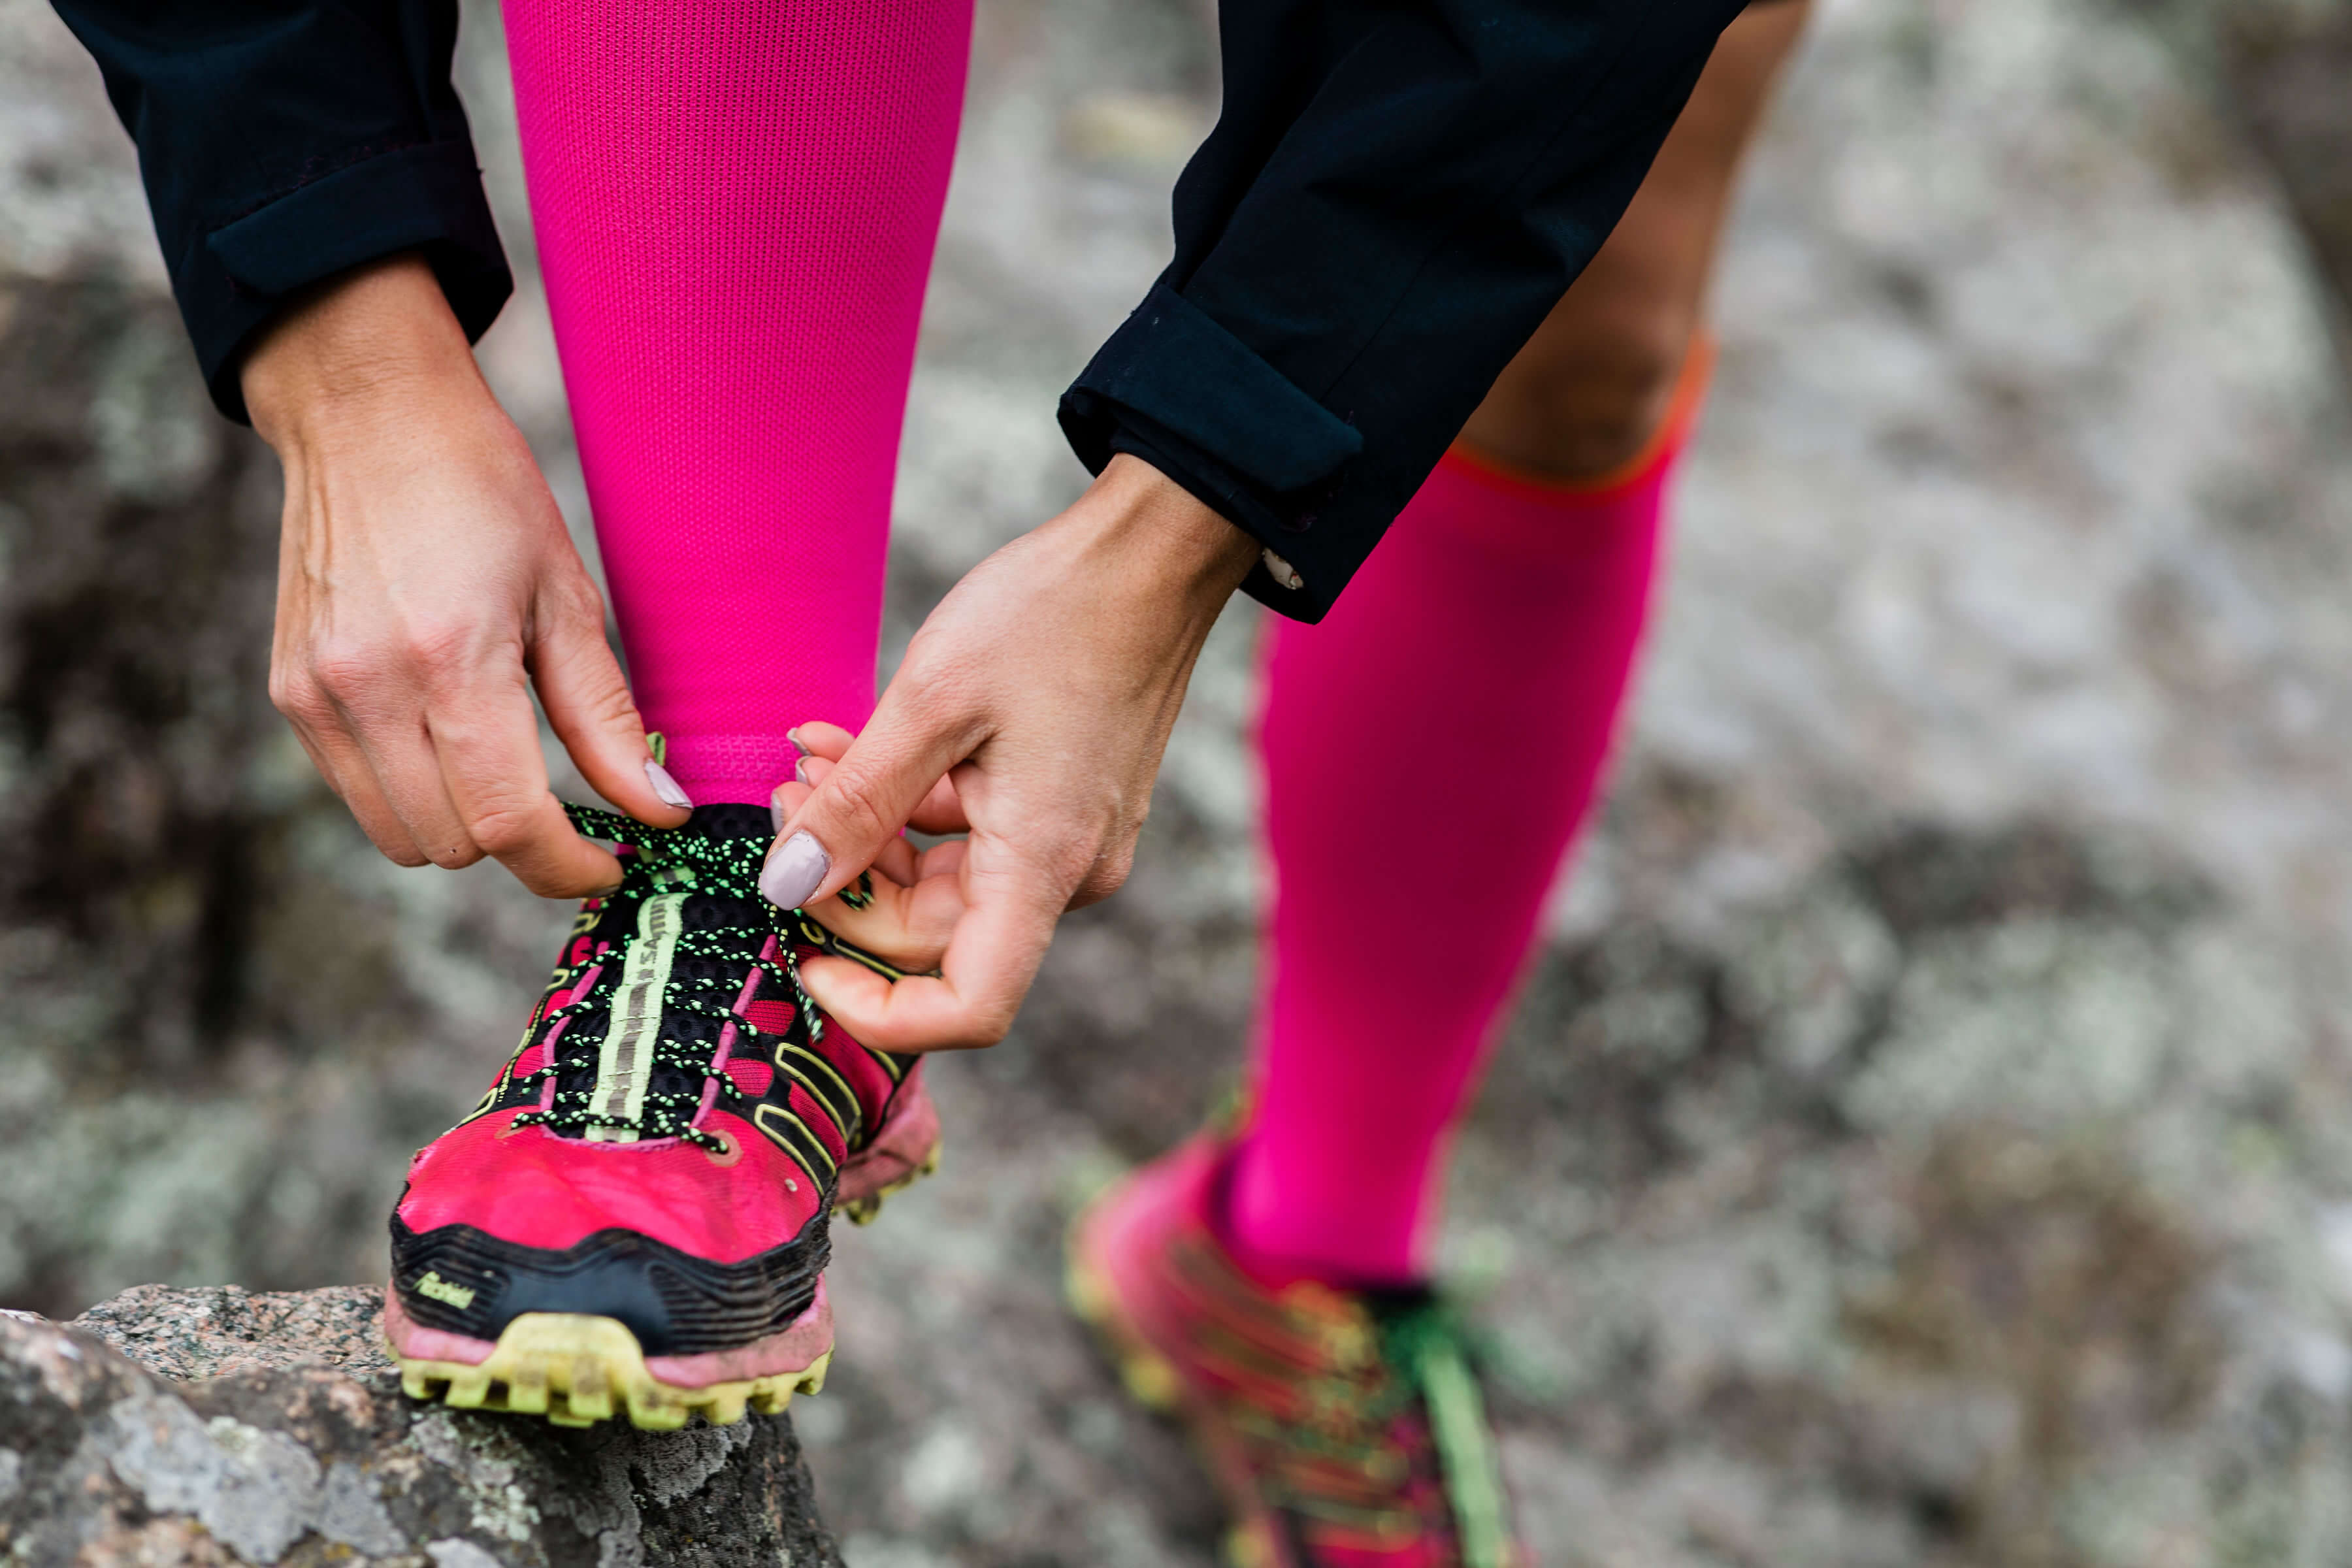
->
[398,1107,823,1261]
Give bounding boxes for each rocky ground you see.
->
[1,1284,837,1565]
[7,0,2352,1563]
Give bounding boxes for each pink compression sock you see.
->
[501,0,971,804]
[1224,351,1711,1287]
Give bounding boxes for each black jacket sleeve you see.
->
[48,0,512,423]
[1058,0,1747,621]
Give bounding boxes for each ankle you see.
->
[1212,1142,1428,1294]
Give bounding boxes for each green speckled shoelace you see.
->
[1380,1299,1512,1568]
[506,804,894,1150]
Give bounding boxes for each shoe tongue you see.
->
[685,802,778,842]
[536,804,770,1142]
[1358,1283,1443,1319]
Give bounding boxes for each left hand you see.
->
[759,455,1258,1051]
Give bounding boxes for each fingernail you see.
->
[760,831,829,909]
[645,759,693,810]
[793,756,813,787]
[770,798,787,835]
[787,728,809,757]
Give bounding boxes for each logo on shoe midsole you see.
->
[414,1271,478,1310]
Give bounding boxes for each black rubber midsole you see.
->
[389,1199,829,1357]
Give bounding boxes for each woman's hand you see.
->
[767,730,969,977]
[760,455,1258,1051]
[244,255,689,896]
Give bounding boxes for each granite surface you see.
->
[0,1285,839,1567]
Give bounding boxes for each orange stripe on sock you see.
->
[1443,333,1717,506]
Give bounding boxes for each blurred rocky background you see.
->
[7,0,2352,1562]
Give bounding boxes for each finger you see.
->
[291,712,433,868]
[768,776,924,883]
[761,688,977,911]
[789,721,854,762]
[772,780,926,889]
[768,777,800,836]
[333,689,488,874]
[429,668,625,897]
[800,863,962,974]
[907,774,970,836]
[913,837,968,880]
[872,834,923,887]
[799,840,1062,1051]
[770,777,808,837]
[274,667,434,866]
[794,751,966,836]
[530,578,690,827]
[773,777,946,896]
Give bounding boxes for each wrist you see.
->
[1079,454,1260,610]
[242,253,487,452]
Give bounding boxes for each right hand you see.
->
[243,254,689,896]
[753,456,1257,1051]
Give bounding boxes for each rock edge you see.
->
[0,1284,841,1568]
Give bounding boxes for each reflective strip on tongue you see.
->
[587,866,694,1143]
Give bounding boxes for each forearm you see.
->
[244,253,488,454]
[1061,0,1745,621]
[244,253,678,897]
[1055,456,1261,642]
[49,0,511,422]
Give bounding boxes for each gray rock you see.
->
[0,1284,841,1567]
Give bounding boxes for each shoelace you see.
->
[506,804,840,1151]
[1232,1290,1511,1568]
[1378,1299,1512,1568]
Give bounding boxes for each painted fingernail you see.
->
[793,756,813,787]
[760,831,829,909]
[770,798,787,835]
[645,759,693,810]
[787,728,809,757]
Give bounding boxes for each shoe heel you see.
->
[834,1074,943,1224]
[1064,1238,1184,1413]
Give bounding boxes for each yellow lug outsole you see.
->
[396,1312,830,1431]
[1064,1243,1186,1414]
[1066,1241,1284,1568]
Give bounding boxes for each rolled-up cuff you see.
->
[180,140,512,423]
[1060,282,1365,621]
[1096,426,1311,617]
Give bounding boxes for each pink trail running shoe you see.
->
[1068,1135,1521,1568]
[384,802,940,1430]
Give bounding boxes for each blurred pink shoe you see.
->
[1070,1135,1520,1568]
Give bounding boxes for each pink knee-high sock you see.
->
[1226,356,1708,1286]
[501,0,971,804]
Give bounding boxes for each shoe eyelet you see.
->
[702,1129,742,1167]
